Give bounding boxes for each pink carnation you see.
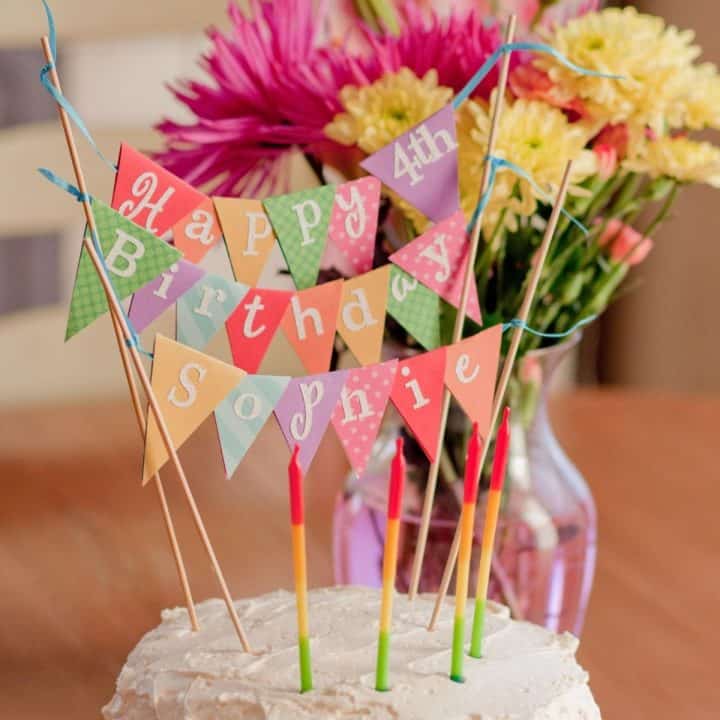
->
[598,219,654,267]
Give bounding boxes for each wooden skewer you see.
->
[407,14,518,600]
[427,160,575,631]
[41,36,252,651]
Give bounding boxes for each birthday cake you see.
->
[102,586,600,719]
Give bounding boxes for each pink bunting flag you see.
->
[444,325,503,439]
[274,370,349,472]
[331,360,398,476]
[389,210,482,324]
[360,105,459,223]
[326,177,381,275]
[172,197,223,264]
[128,259,205,332]
[225,288,293,373]
[390,348,447,462]
[112,143,207,238]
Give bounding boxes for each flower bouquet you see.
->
[156,0,720,631]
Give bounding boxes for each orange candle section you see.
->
[288,445,313,692]
[450,422,483,682]
[470,407,511,658]
[375,437,406,691]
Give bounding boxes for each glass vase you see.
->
[332,334,597,636]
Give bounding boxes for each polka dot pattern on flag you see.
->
[331,359,398,476]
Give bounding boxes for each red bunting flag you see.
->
[390,348,447,462]
[172,197,223,264]
[112,143,207,238]
[226,288,293,373]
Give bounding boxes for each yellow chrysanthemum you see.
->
[624,136,720,187]
[668,63,720,131]
[324,68,453,154]
[538,7,701,132]
[456,96,597,236]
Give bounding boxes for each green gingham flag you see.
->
[66,198,182,340]
[214,374,291,479]
[263,185,335,289]
[387,265,444,350]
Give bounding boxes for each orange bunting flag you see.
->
[214,198,277,286]
[172,197,223,264]
[112,144,207,238]
[281,280,343,374]
[143,335,246,483]
[336,266,390,366]
[390,348,447,462]
[444,325,502,439]
[226,288,293,373]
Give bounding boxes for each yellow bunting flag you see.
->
[143,335,246,483]
[336,266,390,366]
[214,198,277,287]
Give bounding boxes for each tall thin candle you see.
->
[376,437,406,692]
[289,445,313,692]
[470,407,511,658]
[450,423,483,682]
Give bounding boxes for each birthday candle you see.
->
[469,407,511,659]
[289,445,313,693]
[450,422,483,683]
[375,437,406,692]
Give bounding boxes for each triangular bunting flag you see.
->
[263,185,335,289]
[390,348,447,462]
[331,360,398,476]
[112,143,207,238]
[128,259,205,332]
[444,325,503,439]
[176,272,249,350]
[214,197,277,287]
[327,177,381,275]
[360,105,460,223]
[336,266,390,366]
[280,280,343,374]
[143,335,246,482]
[386,266,444,350]
[389,210,482,324]
[172,197,223,264]
[226,288,293,372]
[66,198,182,340]
[214,374,291,479]
[274,370,349,471]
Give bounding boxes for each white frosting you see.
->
[103,586,600,720]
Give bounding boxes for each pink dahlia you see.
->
[156,0,507,196]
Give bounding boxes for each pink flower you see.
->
[593,144,618,179]
[536,0,600,31]
[155,0,508,195]
[593,123,629,160]
[597,219,654,267]
[509,63,587,118]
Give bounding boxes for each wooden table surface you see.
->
[0,389,717,719]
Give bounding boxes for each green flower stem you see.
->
[643,181,680,238]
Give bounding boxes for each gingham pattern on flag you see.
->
[263,185,335,290]
[65,198,182,340]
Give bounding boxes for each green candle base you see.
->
[298,636,313,692]
[375,630,391,691]
[450,616,466,682]
[469,598,486,659]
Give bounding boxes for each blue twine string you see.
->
[467,155,588,236]
[38,167,152,358]
[40,0,117,171]
[453,40,623,109]
[502,314,596,338]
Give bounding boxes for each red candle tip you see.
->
[463,423,483,504]
[388,436,406,519]
[489,409,511,492]
[289,445,304,525]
